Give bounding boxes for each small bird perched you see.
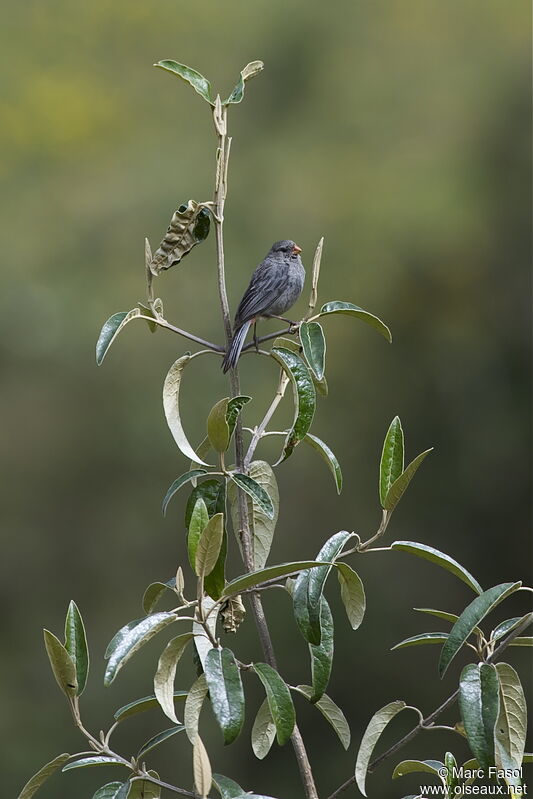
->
[222,240,305,372]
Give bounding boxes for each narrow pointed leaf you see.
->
[96,309,141,366]
[91,783,127,799]
[392,760,445,779]
[192,736,212,798]
[221,560,330,597]
[205,521,227,601]
[391,632,449,650]
[114,692,187,722]
[300,321,326,380]
[293,685,350,750]
[492,613,533,643]
[459,663,499,769]
[188,497,209,570]
[193,597,218,669]
[510,637,533,646]
[228,460,279,568]
[414,607,484,637]
[271,347,316,463]
[205,648,245,744]
[63,757,125,771]
[195,513,224,578]
[64,601,89,695]
[253,663,295,746]
[184,674,208,743]
[384,449,433,511]
[162,470,207,516]
[163,355,210,465]
[494,663,527,773]
[105,619,143,659]
[137,726,186,759]
[230,473,274,520]
[207,398,230,453]
[391,541,483,594]
[379,417,404,506]
[154,633,194,723]
[439,582,521,677]
[309,598,334,701]
[154,60,213,104]
[104,612,178,686]
[142,580,175,615]
[226,395,251,439]
[355,700,408,796]
[303,434,342,493]
[319,301,392,342]
[43,629,77,696]
[335,562,366,630]
[224,60,264,105]
[17,753,70,799]
[251,699,276,760]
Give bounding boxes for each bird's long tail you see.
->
[222,320,251,373]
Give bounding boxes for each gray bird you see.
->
[222,240,305,372]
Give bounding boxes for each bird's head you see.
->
[271,240,302,258]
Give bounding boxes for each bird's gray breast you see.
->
[268,257,305,316]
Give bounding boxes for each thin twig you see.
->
[137,315,224,352]
[244,369,290,468]
[241,326,296,352]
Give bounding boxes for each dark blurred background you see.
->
[2,1,531,797]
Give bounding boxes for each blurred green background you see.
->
[2,1,531,797]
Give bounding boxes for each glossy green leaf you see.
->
[64,601,89,696]
[391,632,449,650]
[162,470,207,517]
[154,60,213,104]
[492,613,533,643]
[251,699,276,760]
[91,783,127,799]
[383,448,433,511]
[271,347,316,463]
[392,760,445,779]
[253,663,295,746]
[163,355,210,466]
[439,582,521,677]
[309,598,334,702]
[228,460,279,569]
[391,541,483,594]
[96,309,141,366]
[193,735,212,798]
[63,757,125,771]
[149,201,211,273]
[185,479,226,527]
[142,579,175,615]
[207,398,231,453]
[205,521,227,601]
[114,692,187,722]
[355,700,408,796]
[444,752,460,795]
[459,663,499,769]
[137,726,186,759]
[104,612,178,686]
[184,673,208,743]
[221,560,329,598]
[335,562,366,630]
[188,497,209,571]
[43,629,77,696]
[212,773,245,798]
[154,633,194,723]
[195,513,224,578]
[293,685,350,750]
[303,434,342,493]
[319,300,392,342]
[205,648,245,744]
[225,395,251,440]
[379,416,404,505]
[494,663,527,774]
[414,607,484,637]
[230,472,274,520]
[300,321,326,381]
[105,619,143,659]
[224,60,264,104]
[274,336,329,397]
[17,753,70,799]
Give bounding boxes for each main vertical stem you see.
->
[212,99,319,799]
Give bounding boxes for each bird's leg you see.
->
[253,321,259,352]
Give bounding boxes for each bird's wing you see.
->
[235,263,285,324]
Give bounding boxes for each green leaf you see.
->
[63,757,126,771]
[184,673,208,744]
[391,632,449,650]
[142,580,175,615]
[205,648,245,744]
[230,473,274,520]
[205,520,227,601]
[96,309,141,366]
[228,460,279,570]
[207,398,231,453]
[188,497,209,571]
[392,760,445,779]
[253,663,295,746]
[221,560,330,597]
[163,355,211,466]
[193,597,218,669]
[299,321,326,381]
[64,601,89,696]
[391,541,483,594]
[510,637,533,646]
[414,607,484,637]
[494,663,527,774]
[212,773,245,798]
[104,612,178,686]
[185,479,225,527]
[379,416,404,506]
[303,434,342,494]
[114,692,187,722]
[319,301,392,342]
[439,582,521,677]
[335,562,366,631]
[384,449,433,511]
[444,752,460,795]
[193,735,212,798]
[162,470,207,517]
[492,613,533,643]
[224,60,264,105]
[154,60,213,104]
[355,701,410,795]
[251,699,276,760]
[137,726,186,759]
[309,598,334,702]
[43,629,77,696]
[225,395,251,440]
[105,619,143,659]
[91,783,127,799]
[274,336,329,397]
[17,753,70,799]
[154,633,194,723]
[459,663,499,770]
[270,347,316,464]
[293,685,350,750]
[195,513,224,578]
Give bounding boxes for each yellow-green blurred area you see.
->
[2,1,531,797]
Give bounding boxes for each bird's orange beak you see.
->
[292,244,302,254]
